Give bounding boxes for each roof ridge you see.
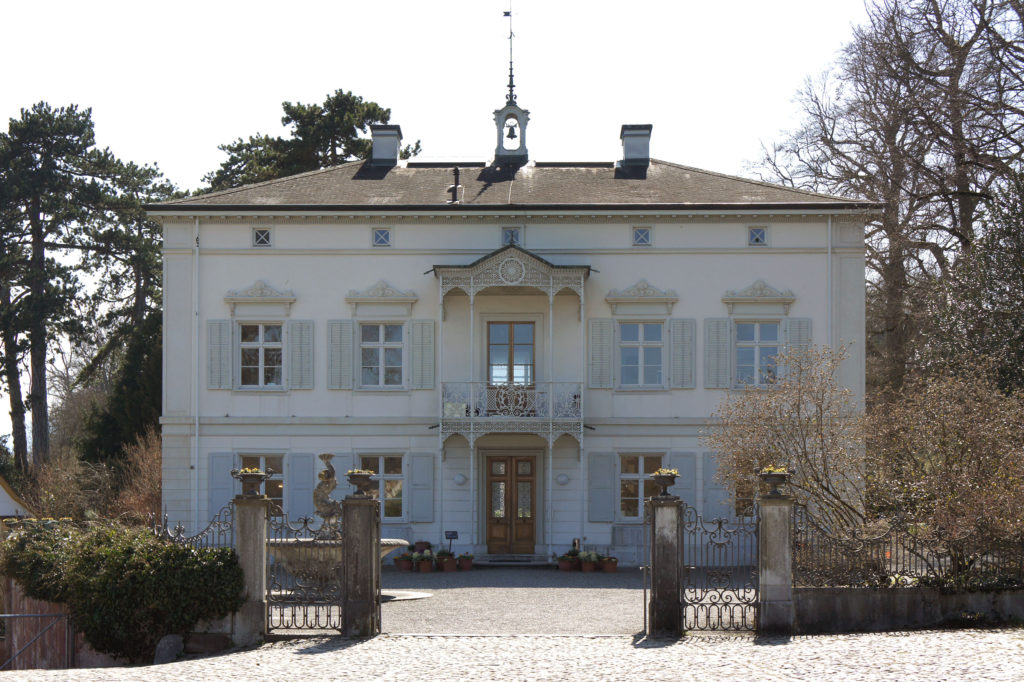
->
[649,159,862,203]
[164,160,366,205]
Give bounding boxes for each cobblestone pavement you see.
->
[3,629,1023,681]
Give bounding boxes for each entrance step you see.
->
[474,553,552,566]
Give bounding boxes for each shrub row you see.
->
[0,520,244,662]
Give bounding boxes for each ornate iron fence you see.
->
[266,511,345,632]
[680,503,759,631]
[151,504,235,549]
[792,505,1024,590]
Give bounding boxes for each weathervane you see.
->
[504,1,516,106]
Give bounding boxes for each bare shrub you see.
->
[111,426,161,523]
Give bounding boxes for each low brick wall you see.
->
[794,587,1024,633]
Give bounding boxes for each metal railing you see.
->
[441,381,583,420]
[151,503,235,549]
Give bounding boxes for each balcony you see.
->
[440,382,584,445]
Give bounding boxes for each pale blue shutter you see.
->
[702,453,732,520]
[587,452,615,522]
[704,318,731,389]
[207,320,233,389]
[288,320,314,389]
[408,320,435,389]
[409,453,434,523]
[327,320,355,389]
[208,452,235,518]
[669,318,696,389]
[287,453,316,521]
[588,319,614,389]
[666,451,697,508]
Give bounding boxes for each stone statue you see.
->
[314,453,343,538]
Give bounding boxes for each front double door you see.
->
[486,454,536,555]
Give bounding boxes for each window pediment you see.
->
[224,280,296,317]
[605,279,678,315]
[345,280,418,317]
[722,279,795,315]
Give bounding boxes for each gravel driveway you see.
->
[381,565,646,635]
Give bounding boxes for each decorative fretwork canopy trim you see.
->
[433,244,590,300]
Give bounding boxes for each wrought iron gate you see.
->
[266,512,345,632]
[680,502,759,631]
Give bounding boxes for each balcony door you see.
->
[485,454,536,555]
[488,322,534,385]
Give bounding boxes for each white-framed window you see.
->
[372,227,392,247]
[632,226,652,246]
[239,323,283,387]
[619,453,663,519]
[502,226,522,246]
[240,454,284,515]
[748,226,767,246]
[359,454,404,519]
[252,227,272,247]
[360,323,404,387]
[734,321,780,386]
[618,322,664,387]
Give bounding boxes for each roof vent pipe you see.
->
[619,124,653,168]
[370,125,403,166]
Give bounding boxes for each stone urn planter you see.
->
[457,555,474,571]
[231,467,274,497]
[346,470,376,496]
[649,469,679,496]
[759,469,791,496]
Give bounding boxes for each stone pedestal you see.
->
[648,496,683,638]
[341,496,381,637]
[758,494,794,634]
[233,496,269,645]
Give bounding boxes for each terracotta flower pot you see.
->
[457,557,474,571]
[418,560,435,573]
[602,559,618,573]
[557,559,574,571]
[394,558,413,572]
[580,560,597,573]
[438,557,457,572]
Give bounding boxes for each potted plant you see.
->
[435,549,457,572]
[580,550,600,572]
[758,465,791,496]
[557,553,579,571]
[649,467,679,496]
[457,553,474,571]
[602,555,619,573]
[414,540,432,553]
[393,551,414,572]
[346,468,376,496]
[231,467,274,497]
[416,549,435,572]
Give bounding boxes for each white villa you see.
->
[150,91,870,564]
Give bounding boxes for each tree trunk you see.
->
[0,283,29,471]
[27,201,49,465]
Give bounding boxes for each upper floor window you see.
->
[748,226,767,246]
[502,227,522,246]
[360,454,404,518]
[735,321,779,386]
[619,322,663,387]
[252,228,272,247]
[620,453,662,519]
[239,323,283,387]
[240,454,284,514]
[488,322,534,385]
[372,228,392,247]
[360,323,404,387]
[632,226,652,246]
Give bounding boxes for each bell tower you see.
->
[493,5,529,167]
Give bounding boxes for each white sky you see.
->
[0,0,869,441]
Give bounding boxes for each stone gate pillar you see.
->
[233,496,269,645]
[648,496,683,638]
[341,495,381,637]
[757,493,794,634]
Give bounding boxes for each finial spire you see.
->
[504,2,516,105]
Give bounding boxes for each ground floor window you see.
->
[619,453,663,518]
[240,454,284,514]
[359,455,404,518]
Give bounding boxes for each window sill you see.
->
[356,386,410,393]
[234,386,288,393]
[613,387,670,394]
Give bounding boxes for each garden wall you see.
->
[794,587,1024,633]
